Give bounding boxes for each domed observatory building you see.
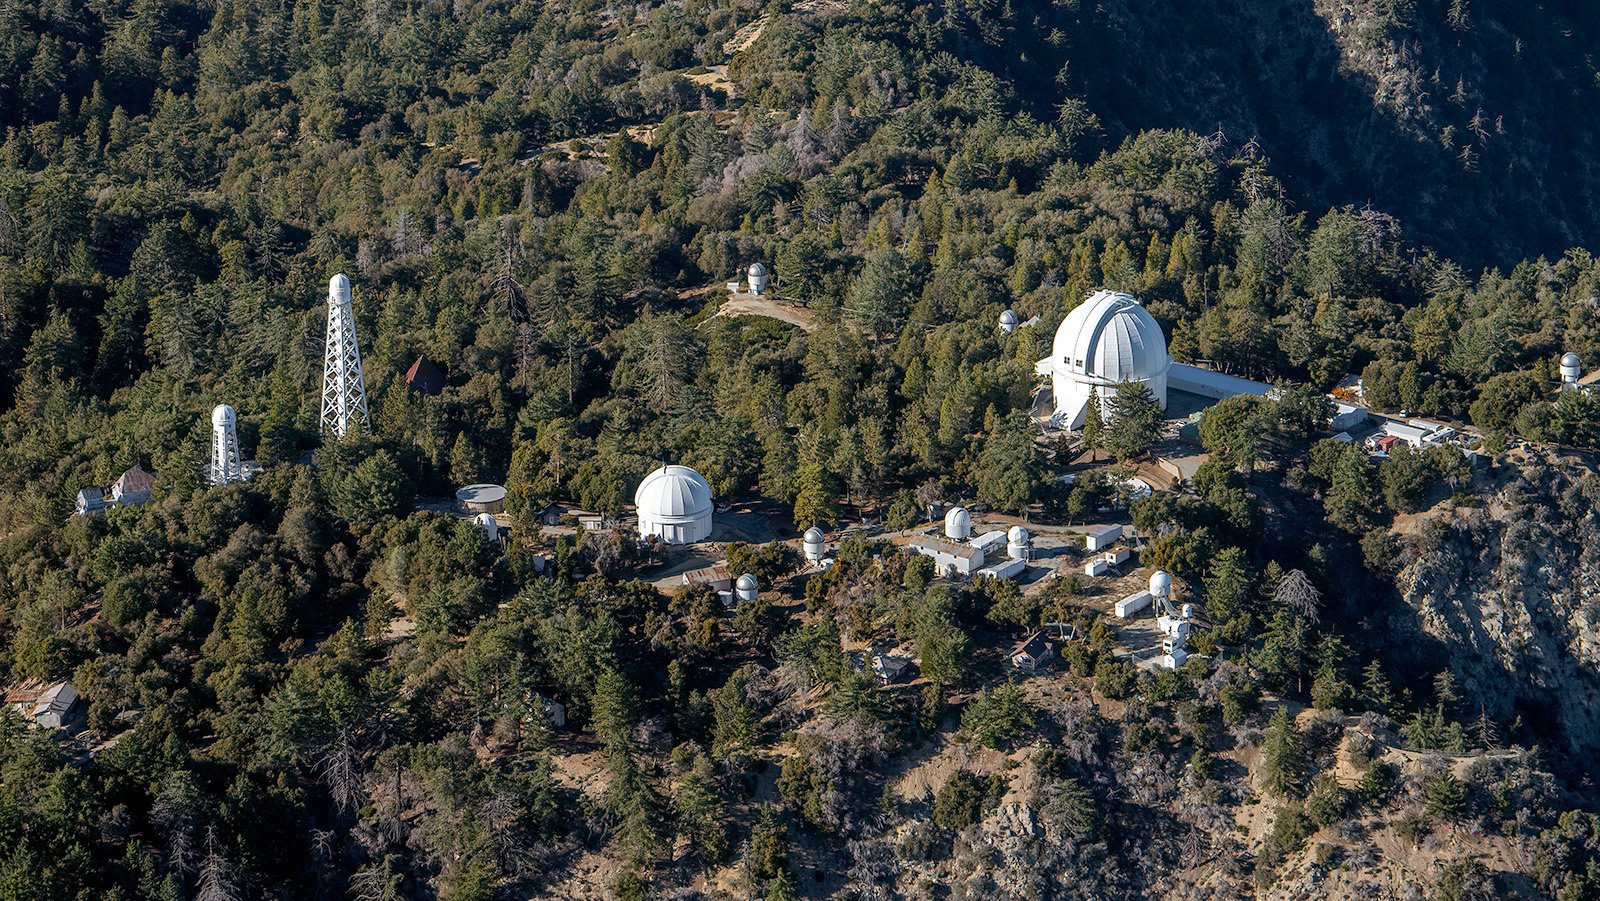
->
[1035,290,1171,429]
[634,465,714,545]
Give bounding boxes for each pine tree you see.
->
[1261,707,1307,799]
[1080,392,1104,462]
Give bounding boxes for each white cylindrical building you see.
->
[747,262,770,295]
[944,506,971,541]
[803,527,826,563]
[735,573,759,603]
[999,309,1019,335]
[210,404,241,486]
[634,464,714,544]
[1007,525,1030,561]
[1034,290,1171,430]
[474,512,499,542]
[1149,569,1172,602]
[1561,352,1582,387]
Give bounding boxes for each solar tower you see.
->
[319,273,371,440]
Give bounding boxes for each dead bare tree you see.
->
[1274,569,1323,624]
[196,827,241,901]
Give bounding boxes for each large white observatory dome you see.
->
[211,404,236,428]
[634,464,714,545]
[1034,290,1170,429]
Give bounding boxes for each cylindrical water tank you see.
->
[735,573,759,603]
[944,506,971,541]
[474,512,499,542]
[803,527,826,563]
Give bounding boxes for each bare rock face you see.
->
[1396,462,1600,756]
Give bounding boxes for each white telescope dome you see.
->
[944,506,971,540]
[212,404,236,428]
[1561,352,1582,382]
[635,464,714,544]
[1149,569,1172,597]
[1035,290,1171,429]
[329,273,352,306]
[1007,525,1029,543]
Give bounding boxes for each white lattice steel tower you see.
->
[211,404,242,486]
[320,273,371,440]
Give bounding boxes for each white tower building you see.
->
[1007,525,1031,561]
[211,404,242,486]
[1561,352,1582,389]
[320,274,371,440]
[747,262,770,295]
[1034,290,1171,430]
[803,527,827,563]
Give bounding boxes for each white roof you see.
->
[634,465,713,521]
[1048,290,1170,384]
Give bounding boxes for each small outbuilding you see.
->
[405,355,446,396]
[1010,630,1057,672]
[111,465,155,506]
[1084,524,1123,552]
[75,487,107,517]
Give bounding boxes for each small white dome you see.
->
[803,527,825,543]
[474,512,499,540]
[1149,569,1172,596]
[944,506,971,540]
[1007,525,1029,543]
[329,273,352,305]
[748,262,768,278]
[736,573,758,591]
[999,309,1019,325]
[1562,352,1582,368]
[634,465,713,520]
[211,404,236,428]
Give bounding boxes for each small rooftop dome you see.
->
[212,404,236,428]
[1007,525,1029,543]
[804,526,825,543]
[736,573,758,591]
[1562,352,1581,367]
[748,262,768,277]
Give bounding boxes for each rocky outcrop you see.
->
[1397,461,1600,756]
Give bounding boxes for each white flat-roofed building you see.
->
[906,535,985,576]
[1085,557,1110,577]
[1084,524,1123,552]
[1104,545,1133,566]
[971,529,1008,558]
[1115,590,1152,618]
[976,557,1026,580]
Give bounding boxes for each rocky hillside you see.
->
[1397,451,1600,758]
[1061,0,1600,267]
